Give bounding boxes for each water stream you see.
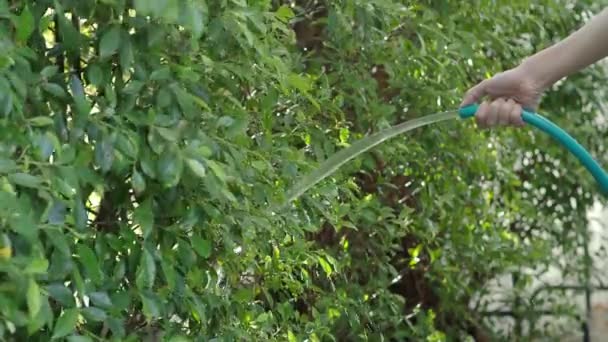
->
[277,110,460,210]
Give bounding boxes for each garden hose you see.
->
[459,103,608,196]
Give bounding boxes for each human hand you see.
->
[461,65,546,128]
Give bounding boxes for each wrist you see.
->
[518,55,558,90]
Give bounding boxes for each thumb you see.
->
[460,80,488,107]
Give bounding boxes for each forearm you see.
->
[521,7,608,88]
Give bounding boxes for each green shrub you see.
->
[0,0,605,340]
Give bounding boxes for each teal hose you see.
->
[459,104,608,196]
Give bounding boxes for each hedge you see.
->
[0,0,605,340]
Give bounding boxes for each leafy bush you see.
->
[0,0,605,340]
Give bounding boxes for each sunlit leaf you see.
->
[191,236,212,259]
[8,173,43,188]
[132,169,146,194]
[186,159,206,178]
[26,278,41,318]
[100,25,121,59]
[15,5,34,43]
[134,198,154,239]
[52,309,79,339]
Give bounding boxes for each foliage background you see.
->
[0,0,606,340]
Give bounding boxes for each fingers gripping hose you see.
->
[459,104,608,196]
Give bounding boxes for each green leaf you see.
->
[5,193,37,239]
[69,75,91,118]
[0,237,10,267]
[234,288,254,303]
[132,169,146,194]
[89,292,112,309]
[147,129,165,155]
[168,335,191,342]
[157,151,183,188]
[73,197,87,231]
[197,146,213,158]
[225,116,249,138]
[94,136,114,173]
[29,116,55,127]
[186,159,206,178]
[177,239,195,267]
[133,198,154,239]
[47,250,73,280]
[288,330,297,342]
[140,291,162,319]
[8,173,44,188]
[150,66,172,81]
[15,5,35,43]
[56,6,80,53]
[46,231,71,255]
[160,256,176,290]
[77,245,101,284]
[42,83,67,98]
[156,88,173,108]
[116,132,139,159]
[191,236,212,259]
[172,87,196,119]
[160,0,179,23]
[51,181,73,210]
[0,91,12,115]
[0,159,17,173]
[276,5,295,22]
[36,131,57,160]
[99,25,121,59]
[27,296,51,335]
[106,316,126,338]
[72,268,85,302]
[318,256,332,277]
[67,336,93,342]
[86,64,104,86]
[38,10,53,32]
[134,0,153,15]
[35,134,53,160]
[67,75,84,105]
[47,204,67,229]
[156,126,179,142]
[110,291,130,312]
[82,307,107,322]
[137,247,156,289]
[288,74,312,92]
[180,2,206,39]
[25,257,49,274]
[27,278,41,318]
[0,55,14,71]
[47,283,75,307]
[152,0,170,17]
[217,116,234,127]
[251,161,267,172]
[123,80,145,95]
[112,260,126,282]
[206,160,227,182]
[52,308,79,339]
[119,34,134,72]
[140,150,157,178]
[9,71,26,98]
[40,65,59,79]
